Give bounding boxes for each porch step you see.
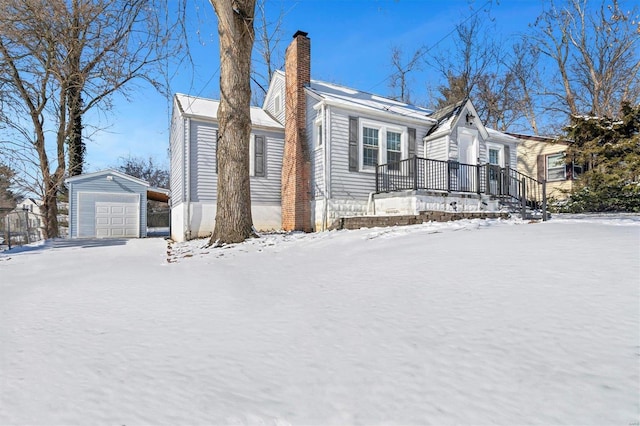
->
[498,197,550,221]
[330,211,510,231]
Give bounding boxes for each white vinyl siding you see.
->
[263,73,286,125]
[309,96,324,200]
[329,107,430,199]
[189,120,217,202]
[250,130,284,203]
[424,135,449,161]
[188,120,283,203]
[170,105,186,204]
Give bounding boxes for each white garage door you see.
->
[95,202,139,238]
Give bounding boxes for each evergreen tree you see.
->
[0,164,19,211]
[563,102,640,212]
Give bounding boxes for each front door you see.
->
[457,130,478,192]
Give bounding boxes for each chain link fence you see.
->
[0,210,45,250]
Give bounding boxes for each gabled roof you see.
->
[425,99,467,136]
[66,169,171,201]
[174,93,284,130]
[17,197,41,206]
[506,132,569,145]
[486,128,520,143]
[305,77,436,124]
[65,169,150,187]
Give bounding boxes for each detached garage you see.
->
[66,169,158,238]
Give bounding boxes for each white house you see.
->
[170,31,545,241]
[170,94,285,241]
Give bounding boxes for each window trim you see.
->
[358,118,407,172]
[248,134,266,178]
[314,116,323,150]
[486,142,504,167]
[274,94,281,115]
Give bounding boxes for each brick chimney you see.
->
[281,31,312,232]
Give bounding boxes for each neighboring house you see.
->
[171,31,545,242]
[511,133,577,201]
[66,169,169,238]
[13,198,45,242]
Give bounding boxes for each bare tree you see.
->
[250,0,286,106]
[0,0,179,238]
[388,45,423,103]
[474,70,526,132]
[208,0,257,245]
[509,40,541,134]
[531,0,640,119]
[431,14,498,107]
[115,156,169,189]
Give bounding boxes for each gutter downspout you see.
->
[323,104,330,231]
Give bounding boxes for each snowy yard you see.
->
[0,216,638,425]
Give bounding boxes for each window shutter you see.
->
[254,135,265,177]
[504,145,510,169]
[349,116,358,171]
[537,154,545,181]
[214,129,219,174]
[408,128,416,158]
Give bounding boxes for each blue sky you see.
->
[84,0,543,172]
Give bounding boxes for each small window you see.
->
[274,94,281,115]
[572,164,583,178]
[489,148,500,165]
[547,153,566,181]
[249,134,266,177]
[315,118,323,148]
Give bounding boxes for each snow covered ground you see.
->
[0,215,638,425]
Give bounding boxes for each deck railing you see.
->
[375,156,547,219]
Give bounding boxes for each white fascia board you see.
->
[185,113,284,132]
[487,130,522,144]
[311,97,437,128]
[262,71,285,110]
[65,169,150,187]
[423,128,452,142]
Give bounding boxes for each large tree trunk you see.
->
[209,0,257,245]
[67,86,84,177]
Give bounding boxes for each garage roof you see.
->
[65,169,171,202]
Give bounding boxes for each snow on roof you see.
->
[65,169,149,187]
[424,99,468,139]
[306,79,436,123]
[175,93,283,130]
[486,127,520,143]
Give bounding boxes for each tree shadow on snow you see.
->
[1,238,129,255]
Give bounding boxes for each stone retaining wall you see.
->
[330,211,510,230]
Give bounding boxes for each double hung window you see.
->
[547,153,565,181]
[359,120,406,171]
